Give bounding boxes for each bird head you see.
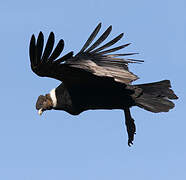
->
[36,94,53,115]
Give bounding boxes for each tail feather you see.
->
[135,80,178,113]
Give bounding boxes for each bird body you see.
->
[51,81,135,115]
[30,23,178,145]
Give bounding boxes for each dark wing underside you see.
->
[29,23,143,85]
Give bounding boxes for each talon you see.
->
[128,141,133,147]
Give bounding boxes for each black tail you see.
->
[135,80,178,113]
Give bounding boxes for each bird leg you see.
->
[124,108,136,146]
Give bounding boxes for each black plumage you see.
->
[29,23,178,146]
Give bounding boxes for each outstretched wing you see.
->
[29,23,143,85]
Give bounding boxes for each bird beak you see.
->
[38,108,43,115]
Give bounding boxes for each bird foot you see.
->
[126,117,136,146]
[124,108,136,146]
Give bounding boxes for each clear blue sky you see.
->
[0,0,185,179]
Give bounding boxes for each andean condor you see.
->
[29,23,178,146]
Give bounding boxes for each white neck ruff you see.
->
[50,88,57,107]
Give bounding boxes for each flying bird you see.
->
[29,23,178,146]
